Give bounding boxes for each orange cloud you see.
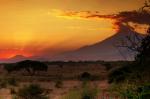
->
[50,9,150,31]
[52,9,150,23]
[50,9,120,32]
[50,9,118,20]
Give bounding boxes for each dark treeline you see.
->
[4,60,48,75]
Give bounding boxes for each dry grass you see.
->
[0,62,109,99]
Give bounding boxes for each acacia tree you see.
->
[16,60,48,75]
[4,63,16,73]
[4,60,48,75]
[118,0,150,64]
[136,27,150,64]
[132,1,150,64]
[108,0,150,83]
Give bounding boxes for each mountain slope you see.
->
[53,25,142,61]
[0,25,143,62]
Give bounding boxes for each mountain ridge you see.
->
[51,25,142,61]
[0,25,143,63]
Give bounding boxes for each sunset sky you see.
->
[0,0,146,59]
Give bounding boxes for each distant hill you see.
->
[52,25,142,61]
[0,55,28,63]
[0,54,49,63]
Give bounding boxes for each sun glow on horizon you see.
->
[0,49,33,59]
[0,0,145,59]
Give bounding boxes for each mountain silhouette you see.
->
[52,25,142,61]
[0,25,143,62]
[0,55,48,63]
[0,55,28,63]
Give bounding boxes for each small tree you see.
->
[16,60,48,75]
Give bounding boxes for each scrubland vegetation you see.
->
[0,61,107,99]
[0,1,150,99]
[0,58,148,99]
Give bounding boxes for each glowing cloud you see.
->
[50,9,150,33]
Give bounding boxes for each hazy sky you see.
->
[0,0,145,58]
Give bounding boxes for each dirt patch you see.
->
[0,88,12,99]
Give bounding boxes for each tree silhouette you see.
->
[109,1,150,83]
[134,1,150,64]
[16,60,48,75]
[4,63,16,73]
[136,27,150,64]
[117,1,150,63]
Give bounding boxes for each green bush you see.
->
[108,66,131,83]
[81,89,98,99]
[12,95,18,99]
[120,89,138,99]
[118,84,150,99]
[139,84,150,99]
[17,84,48,99]
[62,89,81,99]
[81,86,99,99]
[63,86,99,99]
[140,93,150,99]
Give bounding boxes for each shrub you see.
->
[140,93,150,99]
[0,79,7,88]
[80,72,91,81]
[63,85,99,99]
[81,86,99,99]
[108,66,131,83]
[17,84,48,99]
[139,84,150,99]
[118,84,150,99]
[7,77,17,86]
[120,89,138,99]
[62,89,81,99]
[102,62,112,71]
[12,95,18,99]
[55,80,63,88]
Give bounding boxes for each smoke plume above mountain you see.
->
[52,9,150,32]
